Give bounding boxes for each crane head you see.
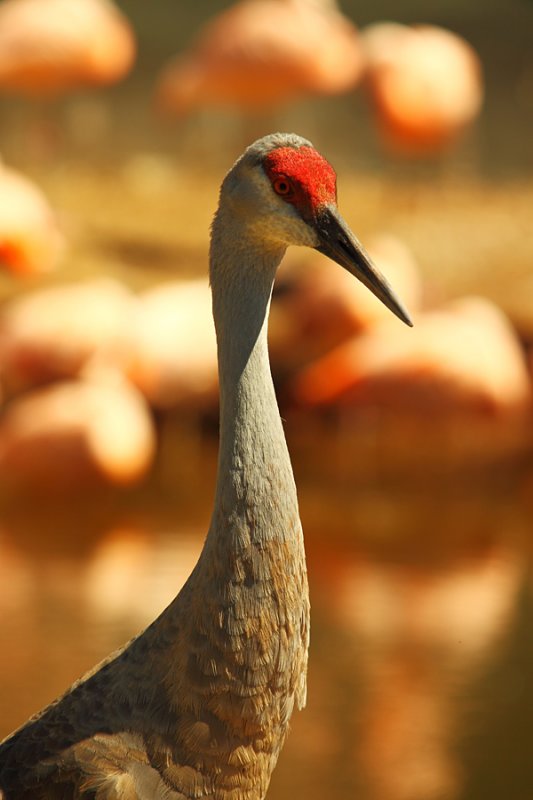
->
[220,132,412,327]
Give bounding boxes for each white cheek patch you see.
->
[245,167,320,248]
[273,214,320,248]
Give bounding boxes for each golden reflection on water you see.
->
[0,423,531,800]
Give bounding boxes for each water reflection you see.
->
[305,527,522,799]
[276,470,533,800]
[0,452,532,800]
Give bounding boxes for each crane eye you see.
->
[273,177,294,197]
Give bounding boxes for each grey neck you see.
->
[206,217,300,557]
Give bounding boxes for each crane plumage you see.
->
[0,132,410,800]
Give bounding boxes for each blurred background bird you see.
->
[0,0,136,158]
[155,0,365,117]
[360,22,484,154]
[0,160,64,274]
[0,0,135,96]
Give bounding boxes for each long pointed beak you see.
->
[314,204,413,327]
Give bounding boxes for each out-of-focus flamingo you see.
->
[0,0,135,96]
[0,161,63,275]
[291,296,531,415]
[0,373,156,488]
[361,23,483,154]
[156,0,364,116]
[270,233,422,373]
[0,278,138,393]
[127,278,219,411]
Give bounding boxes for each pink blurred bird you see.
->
[0,375,156,489]
[361,23,483,154]
[156,0,364,116]
[127,278,219,411]
[0,161,63,275]
[0,278,138,393]
[270,233,422,373]
[0,0,135,96]
[291,297,531,416]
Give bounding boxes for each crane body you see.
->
[0,133,410,800]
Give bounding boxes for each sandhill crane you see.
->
[0,133,411,800]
